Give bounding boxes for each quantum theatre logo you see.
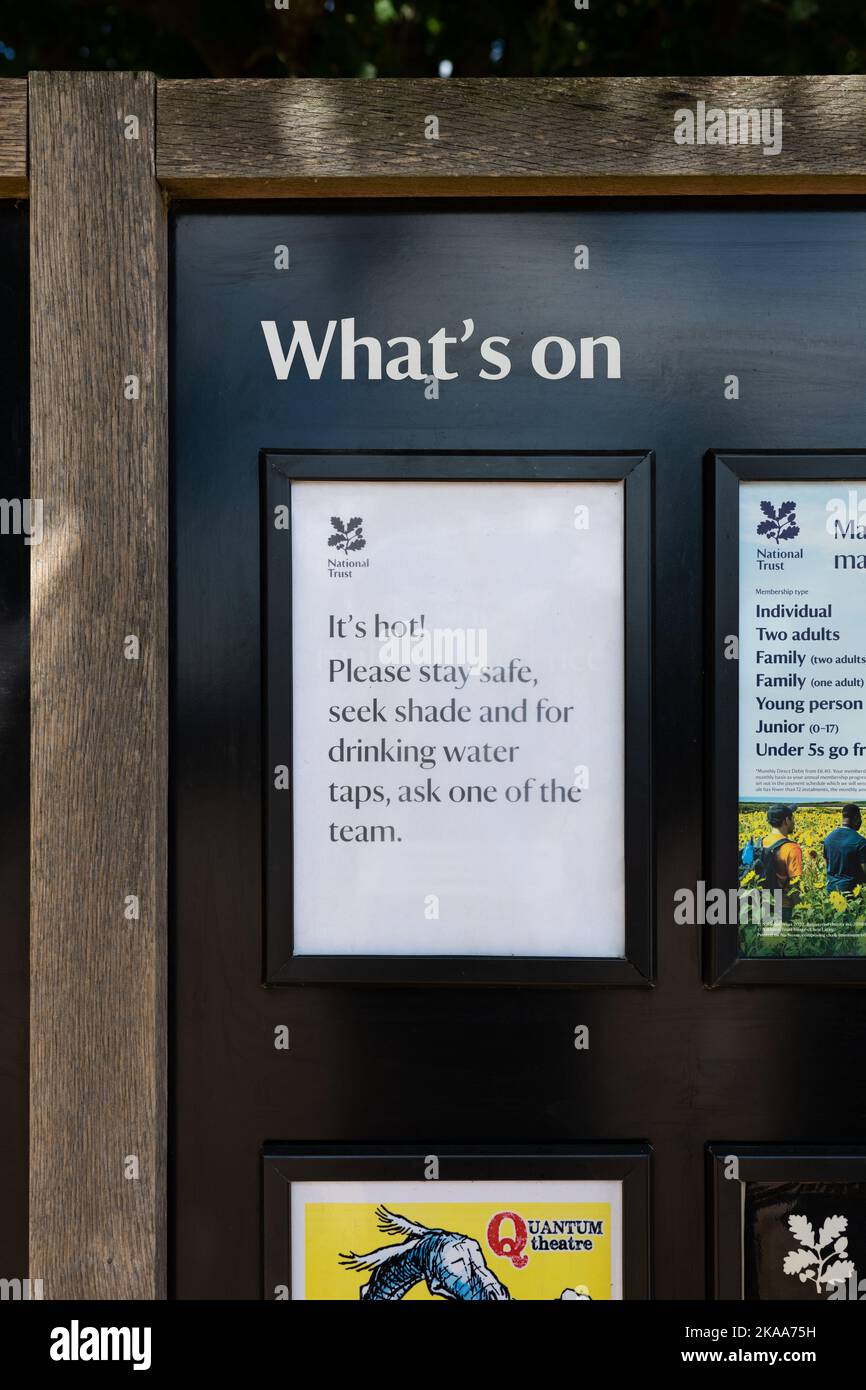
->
[328,515,369,579]
[756,499,802,572]
[487,1210,604,1266]
[485,1210,597,1300]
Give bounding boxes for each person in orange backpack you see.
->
[758,804,802,921]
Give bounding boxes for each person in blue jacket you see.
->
[823,804,866,896]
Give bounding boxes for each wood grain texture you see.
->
[0,80,26,193]
[157,76,866,196]
[29,71,167,1299]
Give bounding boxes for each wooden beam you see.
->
[29,71,167,1300]
[157,76,866,197]
[0,79,27,194]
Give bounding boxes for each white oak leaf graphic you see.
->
[818,1215,848,1247]
[783,1248,818,1275]
[788,1213,815,1247]
[782,1209,855,1297]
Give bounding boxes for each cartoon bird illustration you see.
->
[339,1207,593,1301]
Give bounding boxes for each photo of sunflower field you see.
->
[739,803,866,958]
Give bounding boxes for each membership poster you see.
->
[739,480,866,954]
[290,1178,622,1300]
[289,478,625,958]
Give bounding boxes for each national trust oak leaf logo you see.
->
[757,499,799,544]
[782,1212,855,1295]
[329,515,366,554]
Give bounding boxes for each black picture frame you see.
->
[706,451,866,985]
[262,1141,652,1301]
[708,1143,866,1301]
[261,450,653,986]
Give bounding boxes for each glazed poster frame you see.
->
[706,451,866,986]
[708,1144,866,1301]
[262,1143,652,1301]
[262,450,653,986]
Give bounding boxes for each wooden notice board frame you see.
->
[0,78,28,1304]
[18,73,866,1298]
[0,79,26,196]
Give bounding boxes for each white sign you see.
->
[290,478,625,957]
[739,480,866,801]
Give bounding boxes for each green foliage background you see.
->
[0,0,862,79]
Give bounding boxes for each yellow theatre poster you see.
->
[290,1179,622,1300]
